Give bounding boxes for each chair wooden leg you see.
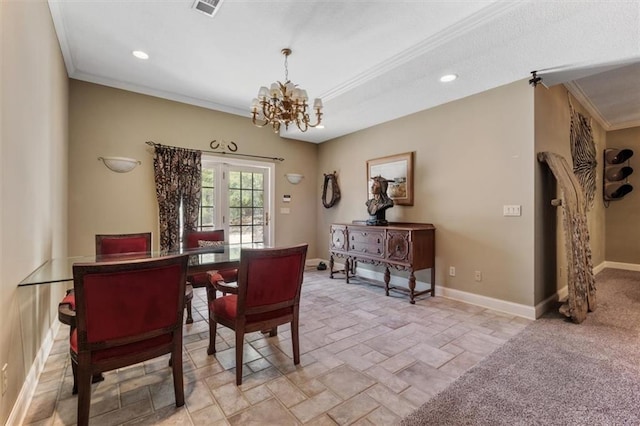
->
[71,356,78,395]
[292,318,300,365]
[208,319,217,355]
[172,341,185,407]
[76,360,93,426]
[269,327,278,337]
[235,330,245,385]
[185,300,193,324]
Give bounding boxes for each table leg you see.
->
[430,266,436,297]
[384,267,390,296]
[408,269,416,304]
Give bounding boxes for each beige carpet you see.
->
[402,268,640,425]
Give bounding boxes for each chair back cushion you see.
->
[237,244,308,312]
[184,229,225,249]
[96,233,151,256]
[73,255,188,351]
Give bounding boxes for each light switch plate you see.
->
[503,205,521,216]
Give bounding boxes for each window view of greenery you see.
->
[228,171,264,244]
[198,168,216,230]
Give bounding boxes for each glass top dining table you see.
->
[18,243,265,287]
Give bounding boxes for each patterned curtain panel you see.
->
[569,98,597,211]
[153,146,202,251]
[180,149,202,233]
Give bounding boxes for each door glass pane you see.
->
[241,208,253,225]
[228,171,241,189]
[229,207,241,226]
[241,172,252,188]
[228,226,241,244]
[228,189,241,207]
[241,191,253,207]
[253,225,264,242]
[254,191,264,207]
[202,188,214,206]
[253,173,263,190]
[254,208,264,225]
[201,206,214,227]
[202,169,215,188]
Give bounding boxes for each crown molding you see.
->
[71,71,249,118]
[565,81,640,131]
[47,0,75,77]
[564,81,611,130]
[320,1,522,102]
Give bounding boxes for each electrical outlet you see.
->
[2,363,7,395]
[449,266,456,277]
[474,271,482,282]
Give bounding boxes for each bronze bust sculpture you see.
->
[366,176,394,225]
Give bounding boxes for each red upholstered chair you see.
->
[91,233,192,323]
[59,232,193,394]
[207,244,308,385]
[183,229,238,323]
[70,254,189,426]
[95,232,152,257]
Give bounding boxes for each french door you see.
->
[198,157,274,245]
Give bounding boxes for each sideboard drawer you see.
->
[349,229,384,245]
[350,241,384,258]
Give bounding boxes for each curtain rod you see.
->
[145,141,284,162]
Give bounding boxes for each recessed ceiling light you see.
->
[132,50,149,60]
[439,74,458,83]
[315,125,325,129]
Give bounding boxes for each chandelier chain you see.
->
[284,54,289,81]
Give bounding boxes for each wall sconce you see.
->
[285,173,304,184]
[98,156,141,173]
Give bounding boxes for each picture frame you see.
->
[367,151,414,206]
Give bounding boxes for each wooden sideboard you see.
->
[329,222,436,304]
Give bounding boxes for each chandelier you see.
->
[251,48,323,133]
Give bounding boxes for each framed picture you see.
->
[367,152,414,206]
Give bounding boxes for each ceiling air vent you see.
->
[192,0,223,18]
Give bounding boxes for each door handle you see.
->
[265,212,269,226]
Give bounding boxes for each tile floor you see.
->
[22,269,530,425]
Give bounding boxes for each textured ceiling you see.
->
[48,0,640,143]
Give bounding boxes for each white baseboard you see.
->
[438,286,536,320]
[534,285,568,319]
[335,264,536,320]
[305,258,326,269]
[601,261,640,272]
[593,261,607,274]
[7,320,61,426]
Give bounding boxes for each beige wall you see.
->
[533,84,606,304]
[0,1,69,422]
[317,80,536,306]
[605,126,640,263]
[68,80,318,257]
